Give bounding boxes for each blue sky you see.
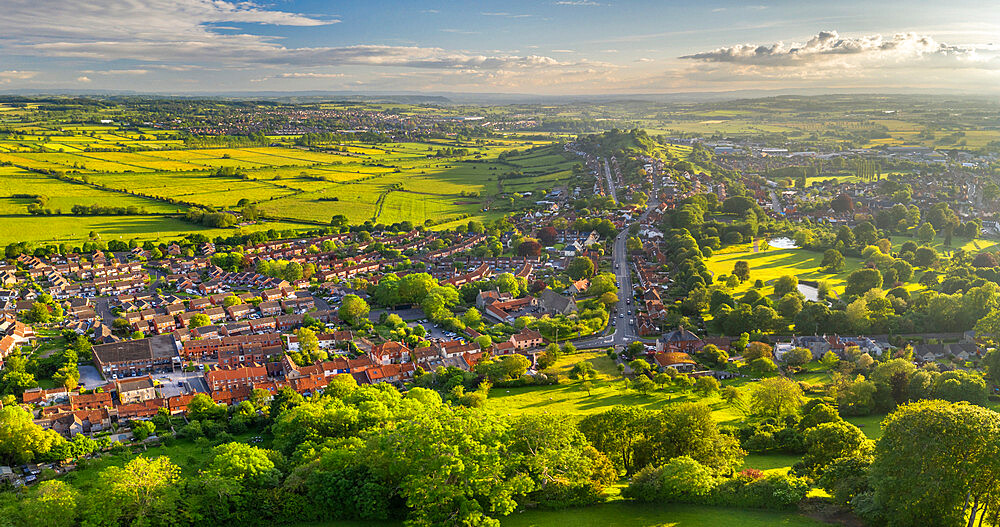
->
[0,0,997,94]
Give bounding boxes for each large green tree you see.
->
[871,401,1000,527]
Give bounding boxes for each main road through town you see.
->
[574,156,659,350]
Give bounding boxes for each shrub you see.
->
[709,473,810,510]
[622,456,717,503]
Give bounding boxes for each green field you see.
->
[705,243,866,297]
[0,215,309,246]
[501,501,826,527]
[0,131,572,243]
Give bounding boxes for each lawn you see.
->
[486,351,748,425]
[501,501,827,527]
[844,414,887,440]
[0,215,313,245]
[705,243,867,296]
[742,453,802,473]
[887,235,996,255]
[299,502,827,527]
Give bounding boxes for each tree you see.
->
[0,405,64,464]
[462,307,483,328]
[749,357,778,375]
[870,400,1000,527]
[537,226,558,246]
[20,480,79,527]
[642,403,745,471]
[86,457,181,527]
[187,393,226,422]
[188,313,210,328]
[743,341,773,361]
[750,377,804,418]
[831,194,854,213]
[569,360,598,380]
[799,421,872,478]
[845,268,883,297]
[517,239,542,257]
[131,420,155,441]
[821,249,846,272]
[733,260,750,282]
[567,256,595,280]
[23,302,52,323]
[693,376,720,396]
[721,386,741,406]
[918,222,936,242]
[222,295,242,308]
[914,246,939,268]
[633,375,655,395]
[782,347,813,368]
[207,442,281,488]
[696,344,728,368]
[773,274,799,296]
[339,294,370,325]
[629,358,651,375]
[579,406,649,474]
[933,370,988,405]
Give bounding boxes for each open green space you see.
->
[500,501,826,527]
[0,215,310,245]
[705,244,867,296]
[0,131,570,242]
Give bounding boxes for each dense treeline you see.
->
[0,380,628,526]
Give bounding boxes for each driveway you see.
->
[77,364,104,388]
[154,369,210,398]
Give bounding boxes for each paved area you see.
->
[77,364,104,388]
[154,369,210,398]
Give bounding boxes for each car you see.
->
[619,313,624,319]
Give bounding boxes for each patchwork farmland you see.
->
[0,116,575,244]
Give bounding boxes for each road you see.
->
[572,155,659,349]
[602,158,618,202]
[575,202,658,350]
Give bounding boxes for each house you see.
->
[657,327,703,353]
[370,341,411,365]
[653,352,697,372]
[564,279,589,295]
[92,334,179,378]
[537,288,577,315]
[509,328,544,350]
[69,392,114,411]
[115,375,158,404]
[205,365,267,391]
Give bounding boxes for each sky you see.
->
[0,0,998,95]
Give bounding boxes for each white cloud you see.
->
[681,30,993,67]
[0,1,582,74]
[636,57,654,62]
[481,12,533,18]
[250,72,347,82]
[82,69,149,75]
[76,76,91,82]
[555,1,603,6]
[0,70,37,82]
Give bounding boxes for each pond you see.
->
[768,237,798,249]
[797,283,819,302]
